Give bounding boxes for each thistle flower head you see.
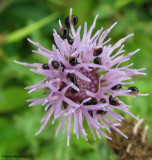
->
[15,8,148,146]
[108,119,152,160]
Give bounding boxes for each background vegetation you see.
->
[0,0,152,159]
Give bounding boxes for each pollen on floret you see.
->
[14,8,148,146]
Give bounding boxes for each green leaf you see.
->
[114,0,133,9]
[0,87,29,113]
[0,118,28,155]
[48,0,66,6]
[4,12,59,43]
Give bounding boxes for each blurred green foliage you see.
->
[0,0,152,159]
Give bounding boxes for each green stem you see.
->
[4,12,59,43]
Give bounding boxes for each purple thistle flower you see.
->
[14,8,148,146]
